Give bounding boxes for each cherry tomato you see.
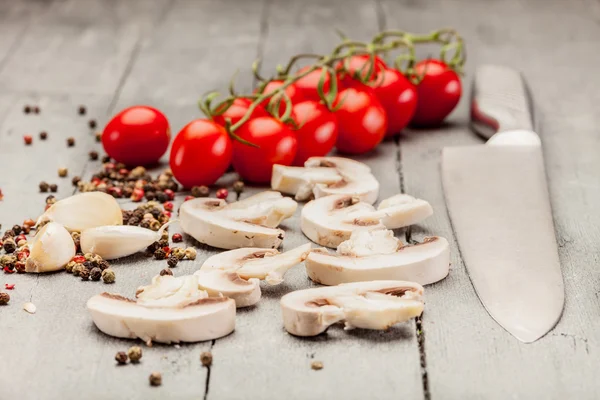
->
[333,86,387,154]
[256,80,304,117]
[232,116,297,183]
[290,101,338,165]
[371,68,418,137]
[335,54,386,86]
[213,98,268,127]
[169,119,232,188]
[410,59,461,127]
[102,106,170,166]
[293,66,340,102]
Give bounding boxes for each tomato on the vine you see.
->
[290,101,338,165]
[256,80,304,117]
[333,86,387,154]
[102,106,170,166]
[213,98,268,127]
[293,66,340,102]
[169,119,232,188]
[410,59,461,127]
[232,116,297,183]
[335,54,386,85]
[371,68,418,137]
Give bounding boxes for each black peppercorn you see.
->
[191,185,210,197]
[95,132,102,142]
[127,217,140,226]
[150,208,161,219]
[72,176,81,186]
[80,267,90,280]
[78,105,86,115]
[156,192,168,203]
[157,239,169,248]
[33,106,40,114]
[147,241,160,253]
[140,219,151,229]
[88,119,97,129]
[39,181,49,192]
[3,238,16,253]
[145,191,156,201]
[90,267,102,281]
[23,105,31,114]
[101,155,111,163]
[115,351,128,365]
[160,268,173,276]
[89,151,98,161]
[39,131,48,140]
[49,184,58,193]
[167,256,178,268]
[67,137,75,147]
[12,225,22,235]
[153,248,167,260]
[99,260,110,271]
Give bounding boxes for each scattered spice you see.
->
[233,180,244,195]
[115,351,128,365]
[4,283,14,290]
[23,302,36,314]
[216,188,228,200]
[200,351,213,367]
[24,135,33,145]
[23,105,31,114]
[102,268,115,283]
[159,268,173,276]
[184,195,194,202]
[167,255,178,268]
[163,201,173,212]
[49,184,58,193]
[67,137,75,147]
[149,372,162,387]
[0,292,9,305]
[127,346,142,363]
[3,238,16,253]
[33,106,40,114]
[80,268,90,281]
[311,361,323,370]
[72,176,81,186]
[101,155,111,163]
[78,105,86,115]
[23,219,35,227]
[58,167,68,178]
[191,185,209,197]
[72,264,83,276]
[95,132,102,142]
[39,131,48,140]
[171,247,185,260]
[15,262,25,273]
[184,247,197,260]
[39,181,49,193]
[154,248,167,260]
[90,267,102,281]
[46,195,56,204]
[172,233,182,243]
[88,119,97,129]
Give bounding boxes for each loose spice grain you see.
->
[127,346,142,363]
[149,372,162,386]
[78,105,86,115]
[102,268,115,283]
[89,151,98,161]
[167,256,178,268]
[39,181,49,192]
[115,351,128,365]
[311,361,323,370]
[49,184,57,193]
[39,131,47,140]
[88,119,97,129]
[159,268,173,276]
[0,292,9,305]
[66,137,75,147]
[23,135,33,145]
[200,352,213,367]
[90,267,102,281]
[58,167,68,177]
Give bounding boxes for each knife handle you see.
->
[470,64,536,142]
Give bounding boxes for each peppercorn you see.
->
[115,351,128,365]
[3,238,16,253]
[311,361,323,370]
[90,267,102,281]
[145,191,156,201]
[67,137,75,147]
[15,262,25,273]
[164,189,175,200]
[46,195,56,204]
[200,351,213,367]
[150,220,161,231]
[24,135,33,145]
[58,167,68,177]
[232,180,244,194]
[167,255,178,268]
[128,217,140,226]
[163,201,174,212]
[170,233,182,243]
[154,248,167,260]
[80,268,90,281]
[216,188,228,199]
[140,219,151,229]
[95,132,102,142]
[169,247,184,260]
[65,261,76,273]
[78,105,86,115]
[185,247,197,260]
[191,185,209,197]
[0,292,9,305]
[160,268,173,276]
[72,176,81,186]
[147,241,160,254]
[157,239,169,248]
[33,106,40,114]
[23,105,31,114]
[89,151,99,161]
[88,119,97,129]
[102,268,115,283]
[99,260,110,271]
[156,191,168,203]
[39,131,48,140]
[184,195,194,202]
[102,155,111,163]
[39,181,49,192]
[12,225,22,235]
[49,184,57,193]
[149,372,162,386]
[71,264,83,276]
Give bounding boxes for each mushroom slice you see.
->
[306,230,450,286]
[87,293,235,344]
[195,270,261,308]
[200,243,312,285]
[136,275,208,307]
[301,194,433,248]
[219,191,297,228]
[280,280,424,337]
[271,157,379,204]
[180,196,290,250]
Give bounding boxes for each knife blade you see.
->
[441,64,564,343]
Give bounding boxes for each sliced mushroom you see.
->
[306,229,450,286]
[271,156,379,204]
[200,243,312,285]
[301,194,432,248]
[281,280,424,337]
[87,284,235,344]
[136,275,207,307]
[180,192,297,250]
[195,270,261,308]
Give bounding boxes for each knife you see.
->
[441,64,564,343]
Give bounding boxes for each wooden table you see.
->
[0,0,598,398]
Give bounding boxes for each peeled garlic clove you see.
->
[36,192,123,232]
[26,222,75,273]
[80,222,171,260]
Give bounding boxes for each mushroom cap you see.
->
[195,270,261,308]
[306,231,450,286]
[179,196,287,250]
[280,280,424,337]
[201,243,312,285]
[80,225,161,260]
[87,293,235,343]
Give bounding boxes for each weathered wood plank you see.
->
[208,1,423,399]
[380,0,600,398]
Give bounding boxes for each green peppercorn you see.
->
[65,261,77,273]
[150,220,161,231]
[185,247,197,260]
[232,180,244,194]
[200,351,213,367]
[171,247,186,260]
[191,185,209,197]
[127,346,142,363]
[72,264,83,276]
[102,268,115,283]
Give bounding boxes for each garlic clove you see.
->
[25,222,76,273]
[80,222,170,260]
[36,192,123,232]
